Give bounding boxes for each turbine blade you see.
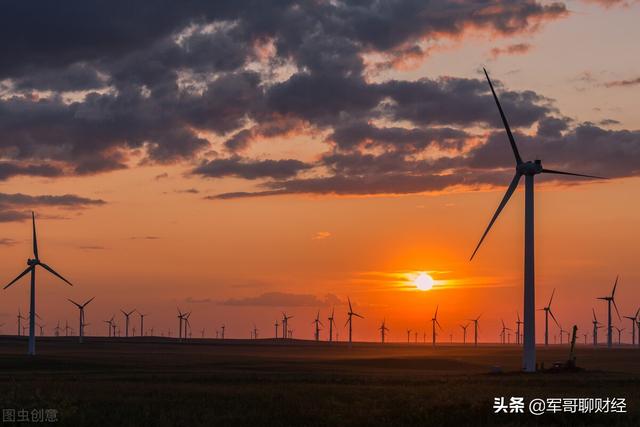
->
[32,212,39,260]
[613,300,621,320]
[84,296,96,307]
[548,288,555,307]
[612,275,619,297]
[353,313,364,319]
[39,263,73,286]
[541,169,607,180]
[434,305,439,319]
[549,310,560,328]
[67,298,82,308]
[348,298,353,312]
[483,68,522,164]
[470,173,521,260]
[3,266,32,289]
[592,308,597,321]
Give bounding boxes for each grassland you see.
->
[0,336,638,426]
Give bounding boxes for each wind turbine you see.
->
[406,329,411,343]
[312,311,323,341]
[120,309,136,338]
[282,313,293,339]
[138,312,148,337]
[614,326,625,345]
[345,298,363,345]
[68,297,95,343]
[274,320,279,339]
[17,310,26,336]
[469,315,481,347]
[183,312,191,340]
[252,323,258,339]
[559,326,569,345]
[177,308,185,340]
[328,307,336,342]
[460,323,469,344]
[591,308,602,346]
[470,69,606,372]
[515,313,523,345]
[379,319,389,343]
[103,316,114,337]
[220,324,225,339]
[54,321,61,337]
[431,306,442,346]
[3,212,73,355]
[597,276,621,348]
[37,323,45,336]
[500,319,512,344]
[539,289,560,346]
[623,308,639,346]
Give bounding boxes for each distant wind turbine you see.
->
[282,313,293,339]
[460,323,469,344]
[4,212,74,355]
[103,316,114,337]
[500,319,512,344]
[68,297,95,343]
[597,276,621,348]
[379,319,389,343]
[253,323,258,339]
[623,308,639,346]
[312,311,323,341]
[328,307,336,342]
[406,329,411,344]
[345,298,363,345]
[220,324,226,339]
[614,326,625,345]
[177,308,186,340]
[591,308,602,346]
[431,306,442,346]
[469,70,606,372]
[515,313,523,345]
[539,289,560,346]
[469,315,481,347]
[138,312,148,337]
[121,309,136,338]
[274,320,279,339]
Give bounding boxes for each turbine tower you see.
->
[177,308,186,340]
[379,319,389,343]
[539,289,560,346]
[597,276,621,348]
[591,308,602,346]
[121,309,136,338]
[470,70,605,372]
[406,329,411,344]
[500,319,512,344]
[274,320,279,339]
[3,212,73,355]
[103,316,114,337]
[282,313,293,340]
[68,297,95,343]
[345,298,363,345]
[614,326,625,345]
[623,308,639,346]
[431,306,441,346]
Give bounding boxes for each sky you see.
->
[0,0,639,342]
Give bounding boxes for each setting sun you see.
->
[413,272,435,291]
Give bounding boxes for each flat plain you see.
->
[0,337,638,426]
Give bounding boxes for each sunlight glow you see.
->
[413,272,435,291]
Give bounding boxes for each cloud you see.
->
[0,238,18,246]
[312,231,332,240]
[603,77,640,88]
[220,292,342,307]
[78,245,107,250]
[0,192,106,222]
[185,297,213,304]
[192,156,312,180]
[489,43,532,59]
[154,173,169,181]
[174,188,199,194]
[129,236,161,240]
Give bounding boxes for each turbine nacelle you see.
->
[27,259,38,266]
[517,160,543,176]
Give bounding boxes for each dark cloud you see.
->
[220,292,342,307]
[489,43,532,59]
[603,77,640,88]
[0,192,105,222]
[0,162,64,181]
[192,156,312,180]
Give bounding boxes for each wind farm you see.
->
[2,1,640,425]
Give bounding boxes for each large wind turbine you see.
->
[597,276,621,348]
[68,297,95,343]
[539,289,560,346]
[345,298,363,345]
[3,212,73,356]
[431,306,441,346]
[623,308,639,346]
[469,69,606,372]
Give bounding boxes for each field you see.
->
[0,336,638,426]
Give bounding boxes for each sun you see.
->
[413,272,435,291]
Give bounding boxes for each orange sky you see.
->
[0,1,639,342]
